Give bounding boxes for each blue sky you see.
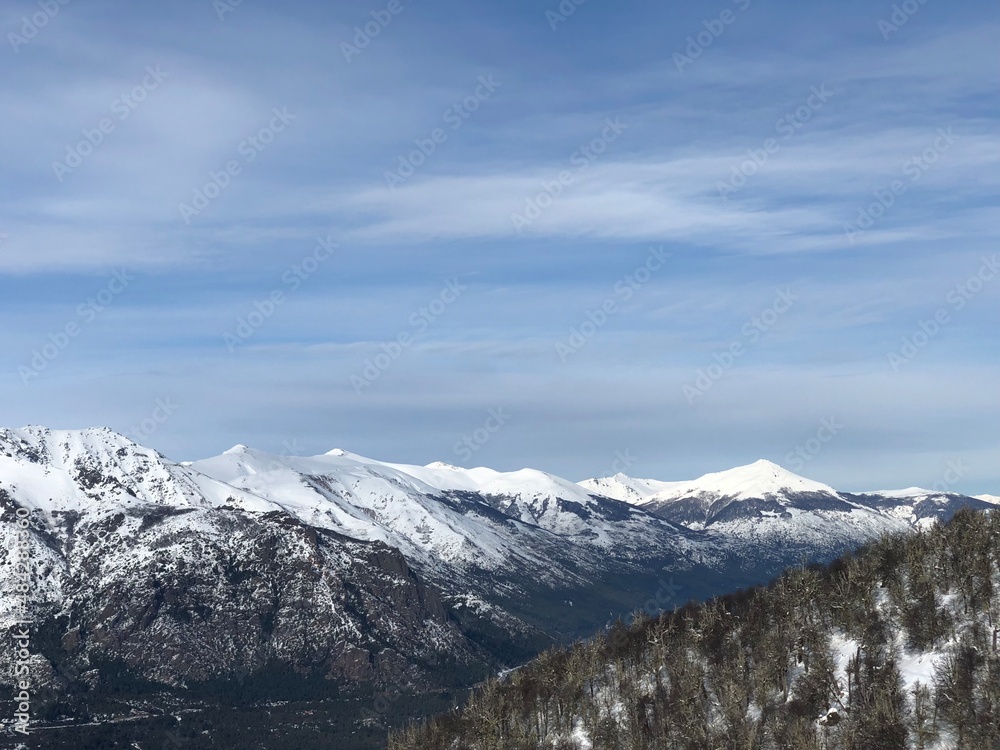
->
[1,0,998,492]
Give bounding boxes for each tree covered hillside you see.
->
[389,509,1000,750]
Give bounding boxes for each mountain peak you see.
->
[721,458,808,483]
[579,460,836,507]
[223,444,251,455]
[748,458,783,469]
[681,459,838,500]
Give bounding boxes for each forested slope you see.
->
[390,509,1000,750]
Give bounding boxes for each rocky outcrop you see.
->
[3,504,482,695]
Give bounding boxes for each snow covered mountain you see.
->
[189,446,702,575]
[580,459,995,557]
[976,493,1000,505]
[0,427,500,695]
[187,443,725,639]
[1,425,993,739]
[0,426,719,708]
[574,473,685,506]
[846,487,1000,529]
[582,458,838,507]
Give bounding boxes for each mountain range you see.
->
[0,426,995,748]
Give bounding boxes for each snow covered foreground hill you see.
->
[0,426,994,707]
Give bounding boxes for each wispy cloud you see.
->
[1,0,997,492]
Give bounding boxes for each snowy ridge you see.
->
[0,428,610,583]
[0,427,708,617]
[189,447,704,568]
[868,486,943,498]
[658,458,841,500]
[190,445,574,576]
[4,429,989,559]
[0,426,276,516]
[579,458,992,548]
[582,459,840,507]
[578,473,685,505]
[4,429,989,565]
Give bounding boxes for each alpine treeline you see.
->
[388,508,1000,750]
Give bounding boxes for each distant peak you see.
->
[741,458,789,472]
[426,461,463,470]
[223,444,251,455]
[326,448,349,457]
[662,459,839,502]
[722,459,803,478]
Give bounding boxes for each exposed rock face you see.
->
[4,503,481,694]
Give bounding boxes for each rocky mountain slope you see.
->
[0,427,710,709]
[0,428,504,699]
[185,441,721,641]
